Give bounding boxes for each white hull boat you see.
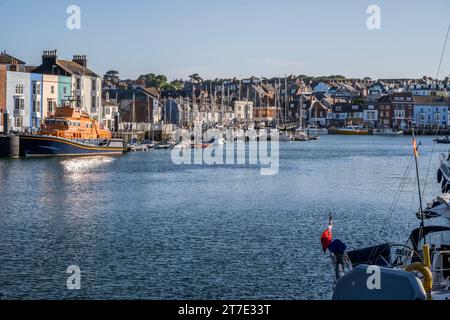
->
[373,129,404,136]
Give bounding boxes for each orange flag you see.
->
[413,138,419,158]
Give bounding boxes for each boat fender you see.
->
[437,169,443,184]
[405,263,432,300]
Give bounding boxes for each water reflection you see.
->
[60,156,115,182]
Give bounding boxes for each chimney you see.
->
[73,54,87,68]
[42,50,58,66]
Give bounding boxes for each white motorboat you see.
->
[373,128,404,136]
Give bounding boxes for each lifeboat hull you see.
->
[19,135,126,157]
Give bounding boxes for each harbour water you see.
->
[0,135,448,300]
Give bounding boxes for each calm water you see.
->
[0,135,449,300]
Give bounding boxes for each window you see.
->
[63,86,67,95]
[36,83,41,95]
[14,97,25,110]
[33,83,36,94]
[15,84,23,94]
[76,78,81,90]
[419,113,426,123]
[394,110,405,119]
[352,105,359,110]
[92,79,97,91]
[51,86,55,94]
[434,113,441,123]
[48,100,55,113]
[15,116,22,128]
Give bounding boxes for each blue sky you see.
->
[0,0,449,80]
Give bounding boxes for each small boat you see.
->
[191,143,213,149]
[334,125,369,135]
[373,128,404,136]
[307,126,329,135]
[435,136,450,144]
[127,144,149,152]
[154,142,172,149]
[20,105,125,157]
[290,134,308,142]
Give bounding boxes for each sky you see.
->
[0,0,449,81]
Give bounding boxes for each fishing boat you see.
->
[20,105,125,157]
[334,125,369,135]
[373,128,404,136]
[323,131,450,300]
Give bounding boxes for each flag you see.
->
[413,138,419,158]
[321,215,333,252]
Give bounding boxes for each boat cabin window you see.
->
[45,119,69,126]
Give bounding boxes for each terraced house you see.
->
[33,50,102,120]
[413,96,449,128]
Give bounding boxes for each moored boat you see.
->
[435,136,450,144]
[20,105,125,157]
[334,125,369,135]
[307,126,329,135]
[323,133,450,300]
[373,128,404,136]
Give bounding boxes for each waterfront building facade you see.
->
[30,73,43,129]
[0,65,6,131]
[6,71,31,131]
[413,96,449,128]
[42,74,59,118]
[33,51,102,120]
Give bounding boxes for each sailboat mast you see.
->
[412,129,426,242]
[284,76,288,130]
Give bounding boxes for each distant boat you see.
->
[308,126,329,135]
[128,144,149,152]
[334,126,369,135]
[373,128,404,136]
[435,136,450,144]
[290,131,309,142]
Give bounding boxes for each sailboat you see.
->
[274,78,290,142]
[324,131,450,300]
[290,94,309,141]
